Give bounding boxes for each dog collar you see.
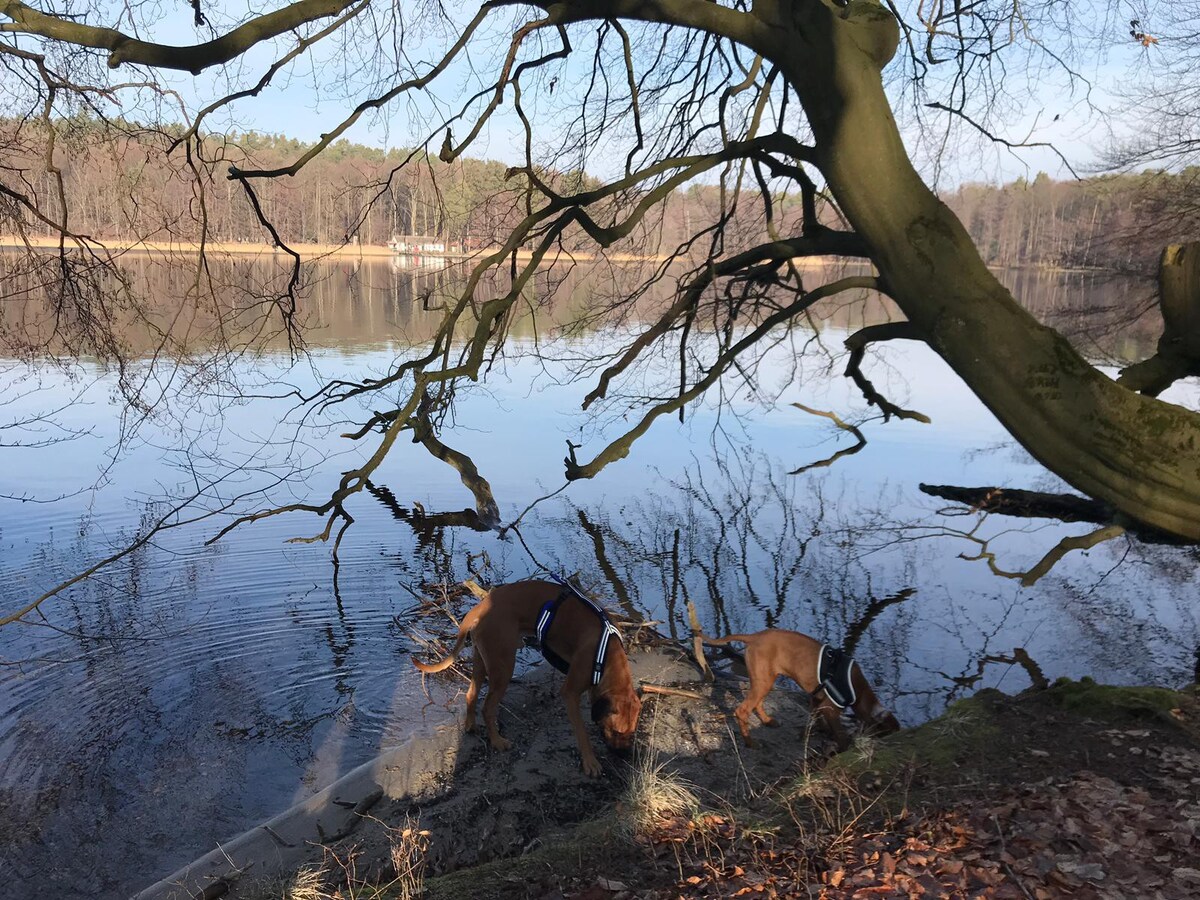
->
[816,644,858,710]
[537,580,623,686]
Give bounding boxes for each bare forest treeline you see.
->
[945,170,1200,273]
[1,119,537,249]
[3,118,1197,271]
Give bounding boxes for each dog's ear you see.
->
[591,694,613,723]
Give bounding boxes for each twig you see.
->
[992,814,1037,900]
[316,788,384,844]
[687,601,714,683]
[641,683,707,701]
[259,824,296,848]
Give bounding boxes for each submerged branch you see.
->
[919,483,1187,545]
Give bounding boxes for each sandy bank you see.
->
[0,235,849,268]
[133,637,1200,900]
[133,641,830,900]
[0,235,659,264]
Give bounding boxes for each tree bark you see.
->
[1118,242,1200,395]
[758,0,1200,540]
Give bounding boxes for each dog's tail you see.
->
[700,633,756,647]
[413,599,488,673]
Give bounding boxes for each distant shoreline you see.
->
[0,235,660,264]
[0,235,851,268]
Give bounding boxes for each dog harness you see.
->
[816,644,858,710]
[535,581,623,686]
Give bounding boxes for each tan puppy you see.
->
[704,629,900,751]
[414,580,642,776]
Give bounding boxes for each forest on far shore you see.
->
[3,120,1199,272]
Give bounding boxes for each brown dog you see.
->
[414,580,642,776]
[704,629,900,751]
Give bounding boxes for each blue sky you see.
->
[131,1,1167,187]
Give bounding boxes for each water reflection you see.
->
[0,252,1166,358]
[0,260,1196,899]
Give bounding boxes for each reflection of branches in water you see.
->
[575,508,638,621]
[861,497,1130,589]
[920,482,1186,545]
[3,462,302,627]
[913,481,1200,587]
[363,479,489,589]
[1052,556,1200,686]
[788,402,868,475]
[956,522,1128,588]
[536,452,925,687]
[942,647,1050,694]
[842,587,916,657]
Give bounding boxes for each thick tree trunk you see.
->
[1118,242,1200,395]
[761,1,1200,540]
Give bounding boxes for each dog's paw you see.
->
[490,735,513,751]
[581,756,602,778]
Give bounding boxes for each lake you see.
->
[0,257,1196,898]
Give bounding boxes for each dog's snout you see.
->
[603,726,636,752]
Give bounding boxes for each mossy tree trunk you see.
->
[761,0,1200,540]
[1118,243,1200,396]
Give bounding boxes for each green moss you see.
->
[418,818,619,900]
[821,679,1188,792]
[1044,677,1183,721]
[822,690,1002,782]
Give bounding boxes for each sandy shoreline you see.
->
[0,235,660,264]
[132,643,803,900]
[129,635,1200,900]
[0,235,850,268]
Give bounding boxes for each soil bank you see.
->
[134,645,1200,900]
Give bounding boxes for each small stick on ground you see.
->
[687,601,713,683]
[317,788,385,844]
[641,683,707,701]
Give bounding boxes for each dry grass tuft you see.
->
[285,866,331,900]
[622,749,701,838]
[388,814,433,900]
[234,814,432,900]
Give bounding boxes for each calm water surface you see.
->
[0,260,1196,898]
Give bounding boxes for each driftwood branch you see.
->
[315,788,384,844]
[641,683,706,700]
[687,600,714,683]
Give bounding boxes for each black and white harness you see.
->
[535,579,623,686]
[815,644,858,711]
